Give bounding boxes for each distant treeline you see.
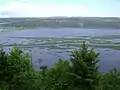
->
[0,17,120,29]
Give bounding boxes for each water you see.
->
[0,28,120,73]
[1,28,120,37]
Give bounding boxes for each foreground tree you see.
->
[0,48,36,90]
[68,42,100,90]
[1,42,120,90]
[35,42,100,90]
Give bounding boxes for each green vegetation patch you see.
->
[0,42,120,90]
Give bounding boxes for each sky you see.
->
[0,0,120,17]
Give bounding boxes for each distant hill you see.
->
[0,17,120,30]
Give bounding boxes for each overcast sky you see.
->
[0,0,120,17]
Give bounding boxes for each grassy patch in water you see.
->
[89,39,113,44]
[92,35,120,39]
[2,35,120,51]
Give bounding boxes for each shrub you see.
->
[34,59,71,90]
[99,68,120,90]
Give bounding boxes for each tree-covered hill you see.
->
[0,17,120,30]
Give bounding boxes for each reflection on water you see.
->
[0,28,120,73]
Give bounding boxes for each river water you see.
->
[0,28,120,73]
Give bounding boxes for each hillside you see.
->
[0,17,120,30]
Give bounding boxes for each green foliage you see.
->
[0,47,36,90]
[98,68,120,90]
[33,59,70,90]
[0,42,120,90]
[68,41,100,90]
[45,59,70,90]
